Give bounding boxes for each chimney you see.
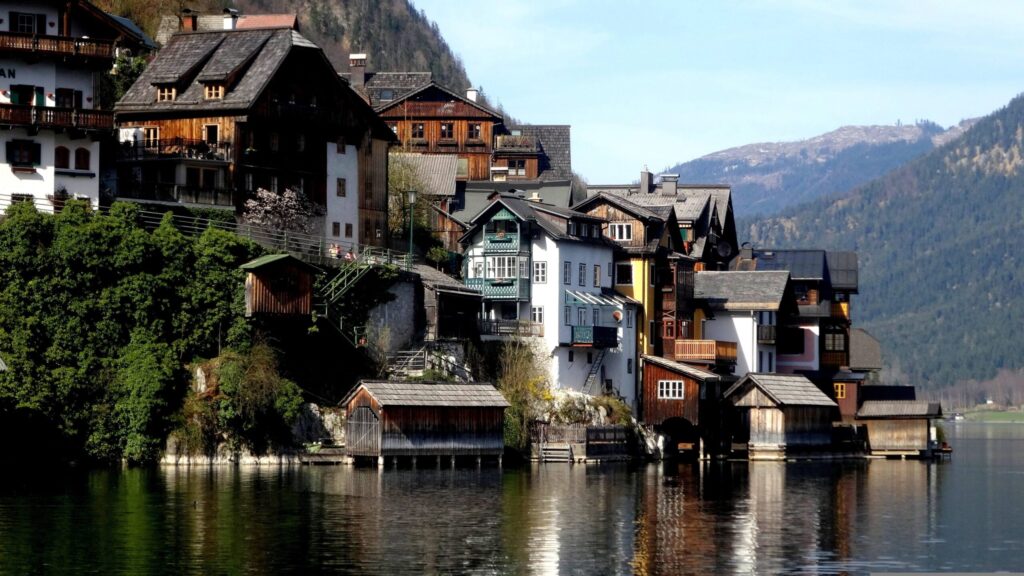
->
[222,8,239,30]
[661,173,678,196]
[639,168,652,194]
[349,53,367,89]
[740,242,754,262]
[466,87,479,102]
[529,191,541,202]
[180,8,197,32]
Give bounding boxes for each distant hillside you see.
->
[742,93,1024,389]
[666,120,976,217]
[96,0,475,94]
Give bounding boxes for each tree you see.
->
[497,339,550,452]
[387,154,428,238]
[243,187,325,235]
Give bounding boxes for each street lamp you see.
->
[407,189,417,270]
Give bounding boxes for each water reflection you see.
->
[2,424,1023,574]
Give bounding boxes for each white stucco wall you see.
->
[0,130,100,213]
[0,60,94,107]
[324,143,359,248]
[0,5,59,33]
[704,312,757,377]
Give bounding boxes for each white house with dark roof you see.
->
[459,192,639,408]
[0,0,151,213]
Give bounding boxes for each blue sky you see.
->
[411,0,1024,183]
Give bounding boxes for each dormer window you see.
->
[156,86,176,102]
[204,84,225,100]
[379,89,394,102]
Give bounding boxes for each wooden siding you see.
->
[358,137,390,247]
[642,362,700,426]
[863,419,929,452]
[739,405,833,448]
[243,264,313,317]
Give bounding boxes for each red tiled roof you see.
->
[237,14,298,30]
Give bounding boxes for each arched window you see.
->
[74,147,90,170]
[55,146,70,169]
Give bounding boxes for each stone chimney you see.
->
[349,53,367,89]
[222,8,239,30]
[639,168,653,194]
[180,8,197,32]
[466,87,479,102]
[661,173,678,196]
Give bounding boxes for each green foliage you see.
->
[497,340,549,451]
[742,94,1024,388]
[96,52,147,110]
[0,201,260,463]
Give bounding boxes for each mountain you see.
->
[96,0,474,94]
[742,93,1024,389]
[666,120,976,218]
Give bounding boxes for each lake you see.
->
[1,422,1022,575]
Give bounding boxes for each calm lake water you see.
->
[1,422,1022,575]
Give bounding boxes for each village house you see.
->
[856,400,943,457]
[113,16,395,246]
[459,192,640,408]
[639,354,724,458]
[0,0,152,213]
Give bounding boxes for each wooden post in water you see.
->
[377,456,385,470]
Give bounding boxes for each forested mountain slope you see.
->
[667,120,974,217]
[742,94,1024,388]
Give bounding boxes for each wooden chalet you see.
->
[856,401,942,457]
[640,355,724,457]
[114,23,395,246]
[341,381,509,465]
[241,253,317,317]
[723,373,838,459]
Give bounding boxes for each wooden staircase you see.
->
[540,443,573,463]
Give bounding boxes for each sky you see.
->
[411,0,1024,183]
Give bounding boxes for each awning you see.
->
[564,288,638,307]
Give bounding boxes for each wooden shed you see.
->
[724,373,838,459]
[341,381,510,464]
[241,254,318,317]
[640,355,723,456]
[856,400,942,457]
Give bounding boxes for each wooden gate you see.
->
[345,406,381,456]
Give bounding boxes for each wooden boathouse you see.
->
[639,355,723,458]
[724,373,838,459]
[341,381,509,466]
[856,400,943,457]
[241,254,318,317]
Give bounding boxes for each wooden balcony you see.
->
[570,325,617,348]
[118,182,236,207]
[0,32,115,60]
[831,301,850,320]
[0,104,113,131]
[478,319,543,338]
[820,350,848,368]
[673,339,737,364]
[120,138,233,162]
[495,134,538,153]
[757,324,776,344]
[464,277,530,300]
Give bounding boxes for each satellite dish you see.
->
[717,242,733,259]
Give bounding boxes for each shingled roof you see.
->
[695,271,790,311]
[459,193,613,247]
[454,180,573,225]
[344,381,509,408]
[509,125,572,180]
[642,355,721,381]
[155,12,298,46]
[393,153,458,197]
[724,373,837,407]
[748,249,827,280]
[857,401,942,419]
[340,71,433,108]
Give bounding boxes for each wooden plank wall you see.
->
[641,362,700,426]
[380,406,505,456]
[864,419,927,451]
[244,265,313,317]
[781,406,833,447]
[747,407,784,447]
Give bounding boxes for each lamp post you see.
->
[407,189,417,270]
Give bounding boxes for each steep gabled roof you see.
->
[508,125,572,181]
[454,180,573,225]
[574,192,665,222]
[393,153,458,197]
[342,381,509,408]
[849,328,882,371]
[340,71,433,107]
[459,193,611,246]
[695,271,790,311]
[375,82,502,118]
[724,373,837,407]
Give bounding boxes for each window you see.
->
[593,265,601,287]
[6,140,41,167]
[344,223,353,238]
[487,256,517,279]
[143,127,159,147]
[532,306,544,324]
[336,137,346,153]
[568,350,574,362]
[519,257,530,279]
[593,309,600,326]
[626,309,634,328]
[663,320,675,339]
[627,359,633,374]
[457,158,469,178]
[658,380,685,400]
[440,123,454,139]
[269,133,279,152]
[204,84,225,99]
[578,308,587,325]
[379,89,395,102]
[609,223,632,241]
[244,172,254,192]
[578,263,586,286]
[563,261,571,285]
[156,86,176,102]
[834,383,847,400]
[270,176,279,192]
[74,148,90,170]
[509,159,526,176]
[768,351,774,372]
[204,124,218,145]
[13,12,44,34]
[587,352,593,364]
[825,332,847,351]
[55,88,83,109]
[616,263,633,285]
[411,123,425,139]
[55,146,70,169]
[533,261,547,283]
[332,222,341,237]
[564,306,571,326]
[336,178,347,197]
[471,260,484,278]
[468,123,481,140]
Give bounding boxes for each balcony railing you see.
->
[820,350,848,368]
[478,319,543,338]
[571,325,618,348]
[757,324,776,344]
[831,301,850,320]
[403,138,493,154]
[673,339,737,364]
[120,138,233,162]
[0,32,115,59]
[0,104,113,131]
[118,182,236,207]
[495,134,538,153]
[464,277,530,300]
[483,231,520,252]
